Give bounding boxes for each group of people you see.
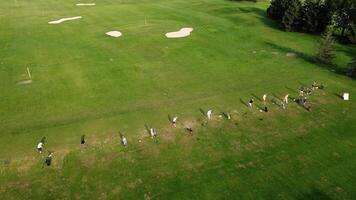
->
[247,81,324,113]
[37,81,325,166]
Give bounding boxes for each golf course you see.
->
[1,0,356,199]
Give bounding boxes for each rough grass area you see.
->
[0,0,356,199]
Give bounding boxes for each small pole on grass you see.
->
[27,67,32,79]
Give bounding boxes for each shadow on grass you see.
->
[144,124,150,134]
[251,93,262,101]
[239,98,249,107]
[265,42,348,75]
[286,86,298,94]
[199,108,207,117]
[333,92,343,99]
[298,188,333,200]
[236,7,281,30]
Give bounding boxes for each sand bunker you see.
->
[165,28,193,38]
[106,31,122,38]
[48,16,82,24]
[17,80,32,85]
[76,3,96,6]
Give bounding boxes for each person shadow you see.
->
[144,124,151,136]
[167,114,173,123]
[251,93,262,101]
[333,93,343,99]
[239,98,249,107]
[199,108,207,117]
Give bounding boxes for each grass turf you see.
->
[0,0,356,199]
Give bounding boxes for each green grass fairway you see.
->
[1,0,356,199]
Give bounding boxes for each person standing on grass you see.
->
[263,94,267,103]
[186,127,193,135]
[225,112,231,120]
[303,96,308,106]
[150,128,157,138]
[249,99,254,108]
[264,106,269,112]
[299,89,304,97]
[284,94,289,104]
[37,142,44,154]
[81,135,86,145]
[121,134,127,146]
[281,101,286,110]
[207,110,212,120]
[172,116,178,127]
[45,152,53,166]
[312,81,317,90]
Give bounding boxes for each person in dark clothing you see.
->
[45,152,53,166]
[264,106,269,112]
[81,135,86,145]
[249,99,254,108]
[186,127,193,135]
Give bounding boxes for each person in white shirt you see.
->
[150,128,157,138]
[263,94,267,103]
[37,142,43,154]
[172,116,178,127]
[207,110,212,120]
[121,136,127,146]
[284,94,289,104]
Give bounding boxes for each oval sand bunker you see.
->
[165,28,193,38]
[17,80,32,85]
[106,31,122,38]
[48,16,82,24]
[76,3,96,6]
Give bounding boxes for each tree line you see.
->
[267,0,356,78]
[267,0,356,43]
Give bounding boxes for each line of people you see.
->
[36,81,325,166]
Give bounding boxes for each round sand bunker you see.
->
[106,31,122,38]
[165,28,193,38]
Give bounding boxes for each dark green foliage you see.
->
[282,0,302,31]
[267,0,288,22]
[299,0,332,33]
[329,0,356,37]
[347,57,356,78]
[315,31,335,65]
[266,0,355,43]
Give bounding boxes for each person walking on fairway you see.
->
[207,110,212,120]
[284,94,289,104]
[172,116,178,127]
[37,142,44,154]
[249,99,254,108]
[263,94,267,103]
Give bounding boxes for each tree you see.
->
[267,0,288,22]
[329,0,356,37]
[282,0,302,31]
[315,30,335,64]
[346,57,356,78]
[299,0,332,34]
